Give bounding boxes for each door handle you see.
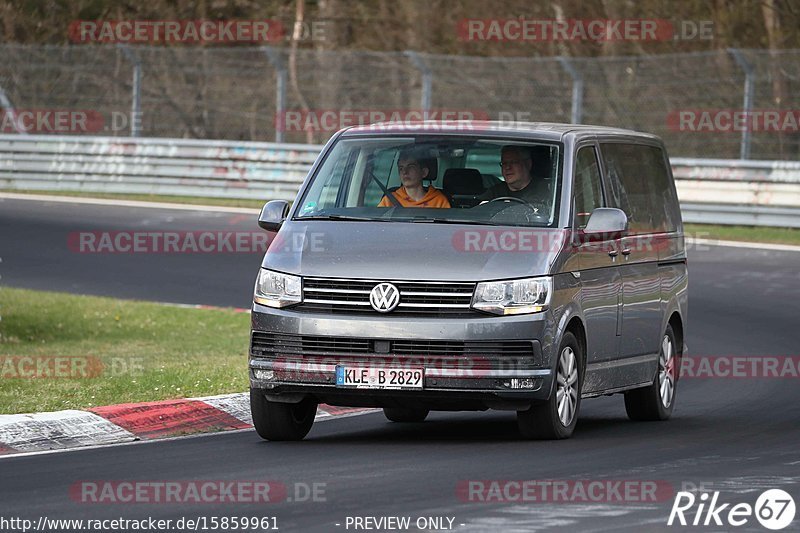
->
[621,248,632,256]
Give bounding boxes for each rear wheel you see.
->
[250,389,317,441]
[383,407,429,423]
[517,331,582,440]
[624,325,678,421]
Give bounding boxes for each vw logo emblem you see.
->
[369,283,400,313]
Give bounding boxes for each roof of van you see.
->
[340,120,661,142]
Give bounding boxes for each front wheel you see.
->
[624,325,678,421]
[517,331,582,440]
[250,389,317,441]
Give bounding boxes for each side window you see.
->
[573,146,604,229]
[645,146,680,233]
[600,143,677,234]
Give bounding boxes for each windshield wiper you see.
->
[298,215,539,227]
[406,217,508,226]
[297,214,384,222]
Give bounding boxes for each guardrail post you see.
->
[558,57,584,124]
[404,51,432,112]
[0,84,27,135]
[262,47,287,143]
[118,45,142,137]
[728,48,754,160]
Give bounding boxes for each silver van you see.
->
[249,122,688,440]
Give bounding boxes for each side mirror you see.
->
[578,208,628,241]
[258,200,290,232]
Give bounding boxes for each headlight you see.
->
[471,276,552,315]
[254,269,302,308]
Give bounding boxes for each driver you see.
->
[483,145,550,212]
[378,149,450,208]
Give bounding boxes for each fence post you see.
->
[558,57,583,124]
[404,51,432,112]
[0,83,27,135]
[118,45,142,137]
[262,47,287,143]
[728,48,754,160]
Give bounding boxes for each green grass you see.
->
[684,223,800,246]
[1,189,265,209]
[0,287,250,414]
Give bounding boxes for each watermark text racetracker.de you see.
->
[457,18,713,42]
[450,228,715,254]
[67,230,328,255]
[668,109,800,133]
[69,19,284,44]
[0,356,143,379]
[69,19,329,44]
[457,479,674,503]
[275,109,489,133]
[680,356,800,379]
[70,480,325,504]
[1,109,140,134]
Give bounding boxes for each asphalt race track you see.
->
[0,196,262,307]
[1,196,799,532]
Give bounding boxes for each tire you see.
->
[517,331,582,440]
[250,389,317,441]
[624,324,678,421]
[383,407,429,423]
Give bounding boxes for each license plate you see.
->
[335,366,424,390]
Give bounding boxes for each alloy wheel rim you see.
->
[556,346,578,426]
[659,335,675,408]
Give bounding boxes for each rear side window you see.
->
[600,143,679,234]
[573,146,604,229]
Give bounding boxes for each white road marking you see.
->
[0,192,260,214]
[691,237,800,253]
[0,410,136,452]
[0,403,379,459]
[194,393,253,425]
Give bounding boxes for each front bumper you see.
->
[248,304,557,410]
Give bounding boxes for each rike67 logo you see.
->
[668,489,796,530]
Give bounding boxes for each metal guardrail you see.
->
[0,135,321,201]
[671,157,800,227]
[1,135,798,227]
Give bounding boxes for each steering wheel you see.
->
[489,196,529,206]
[487,196,547,223]
[489,196,541,214]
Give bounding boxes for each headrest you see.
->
[443,168,485,195]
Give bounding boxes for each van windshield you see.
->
[294,137,562,227]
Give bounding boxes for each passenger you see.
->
[484,145,550,212]
[378,149,450,208]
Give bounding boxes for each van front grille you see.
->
[295,277,478,317]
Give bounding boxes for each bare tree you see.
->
[289,0,314,144]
